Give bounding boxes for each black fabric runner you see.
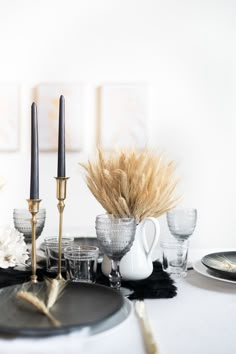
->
[96,262,177,300]
[0,261,177,300]
[0,268,52,289]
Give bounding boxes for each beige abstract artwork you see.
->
[98,84,149,150]
[36,84,85,152]
[0,85,19,151]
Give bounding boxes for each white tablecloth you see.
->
[0,249,235,354]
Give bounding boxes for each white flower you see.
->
[0,226,29,268]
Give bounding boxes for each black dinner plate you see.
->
[0,282,123,336]
[201,251,236,279]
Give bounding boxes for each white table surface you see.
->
[0,249,235,354]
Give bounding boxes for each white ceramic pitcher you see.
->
[101,217,160,281]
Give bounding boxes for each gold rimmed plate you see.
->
[0,282,124,336]
[201,251,236,279]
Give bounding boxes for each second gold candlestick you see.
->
[55,177,69,280]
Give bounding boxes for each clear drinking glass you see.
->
[64,245,99,283]
[95,214,136,295]
[167,208,197,270]
[161,240,189,278]
[45,236,74,272]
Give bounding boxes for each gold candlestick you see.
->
[27,199,41,283]
[55,177,69,280]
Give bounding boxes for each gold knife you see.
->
[135,300,160,354]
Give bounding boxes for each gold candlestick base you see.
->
[55,177,69,280]
[27,199,41,283]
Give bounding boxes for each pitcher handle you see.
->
[141,217,160,260]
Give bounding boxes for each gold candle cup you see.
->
[27,199,41,283]
[55,177,69,280]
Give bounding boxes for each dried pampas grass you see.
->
[81,149,180,222]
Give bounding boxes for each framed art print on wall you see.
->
[36,83,85,152]
[0,84,20,151]
[97,84,149,151]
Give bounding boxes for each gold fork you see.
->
[135,300,160,354]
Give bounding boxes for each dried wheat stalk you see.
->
[16,290,60,327]
[81,149,180,222]
[16,278,68,327]
[45,277,68,310]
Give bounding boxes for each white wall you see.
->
[0,0,235,249]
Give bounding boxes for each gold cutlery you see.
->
[135,300,160,354]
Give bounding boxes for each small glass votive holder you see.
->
[45,237,74,272]
[160,240,189,278]
[64,245,99,283]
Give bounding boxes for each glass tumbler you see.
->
[45,236,74,272]
[161,240,189,278]
[64,245,99,283]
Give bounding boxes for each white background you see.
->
[0,0,235,249]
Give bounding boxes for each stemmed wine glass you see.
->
[95,214,136,296]
[13,208,46,245]
[167,208,197,266]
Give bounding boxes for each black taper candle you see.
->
[30,103,39,199]
[57,95,66,177]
